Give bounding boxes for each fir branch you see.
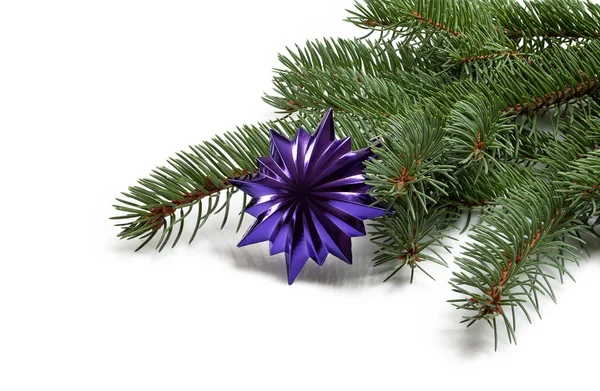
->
[364,106,455,216]
[347,0,494,38]
[491,0,600,40]
[449,109,600,346]
[454,41,600,114]
[437,28,525,78]
[265,65,454,117]
[447,163,530,209]
[558,149,600,208]
[502,76,600,115]
[370,203,459,282]
[466,39,600,113]
[347,1,526,79]
[444,95,516,173]
[408,9,462,37]
[365,98,519,282]
[348,0,600,41]
[275,38,438,80]
[539,100,600,172]
[266,38,600,121]
[450,175,583,348]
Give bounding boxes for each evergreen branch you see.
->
[346,0,527,80]
[365,106,463,283]
[346,0,599,75]
[450,175,583,348]
[365,97,520,283]
[436,28,526,79]
[370,203,460,282]
[449,107,600,347]
[468,39,600,113]
[347,0,494,38]
[409,8,462,37]
[266,38,600,121]
[539,99,600,171]
[502,75,600,115]
[556,149,600,235]
[348,0,600,41]
[364,106,455,216]
[558,149,600,207]
[264,65,453,117]
[446,163,531,209]
[491,0,600,40]
[275,38,439,79]
[444,95,516,173]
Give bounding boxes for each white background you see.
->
[2,1,600,390]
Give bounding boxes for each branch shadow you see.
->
[441,322,495,356]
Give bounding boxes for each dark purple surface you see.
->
[230,109,386,284]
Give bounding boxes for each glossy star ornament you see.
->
[229,109,387,284]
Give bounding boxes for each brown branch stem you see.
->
[472,210,561,316]
[458,51,523,64]
[148,169,254,231]
[502,76,600,115]
[410,10,461,37]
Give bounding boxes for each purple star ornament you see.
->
[229,109,387,284]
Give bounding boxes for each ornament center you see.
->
[290,184,313,200]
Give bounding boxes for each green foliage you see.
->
[449,174,584,349]
[267,37,600,118]
[275,38,437,78]
[347,0,495,39]
[491,0,600,40]
[364,106,454,215]
[347,0,526,77]
[370,203,459,282]
[444,95,515,174]
[112,0,600,348]
[539,100,600,172]
[558,149,600,213]
[265,65,453,117]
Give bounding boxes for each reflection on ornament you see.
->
[230,109,387,284]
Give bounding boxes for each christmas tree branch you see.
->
[364,97,514,281]
[502,76,600,114]
[347,0,494,38]
[539,100,600,171]
[491,0,600,40]
[266,38,600,120]
[265,65,452,117]
[364,106,454,214]
[275,38,438,79]
[450,106,600,345]
[370,203,459,282]
[444,95,515,172]
[449,174,583,349]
